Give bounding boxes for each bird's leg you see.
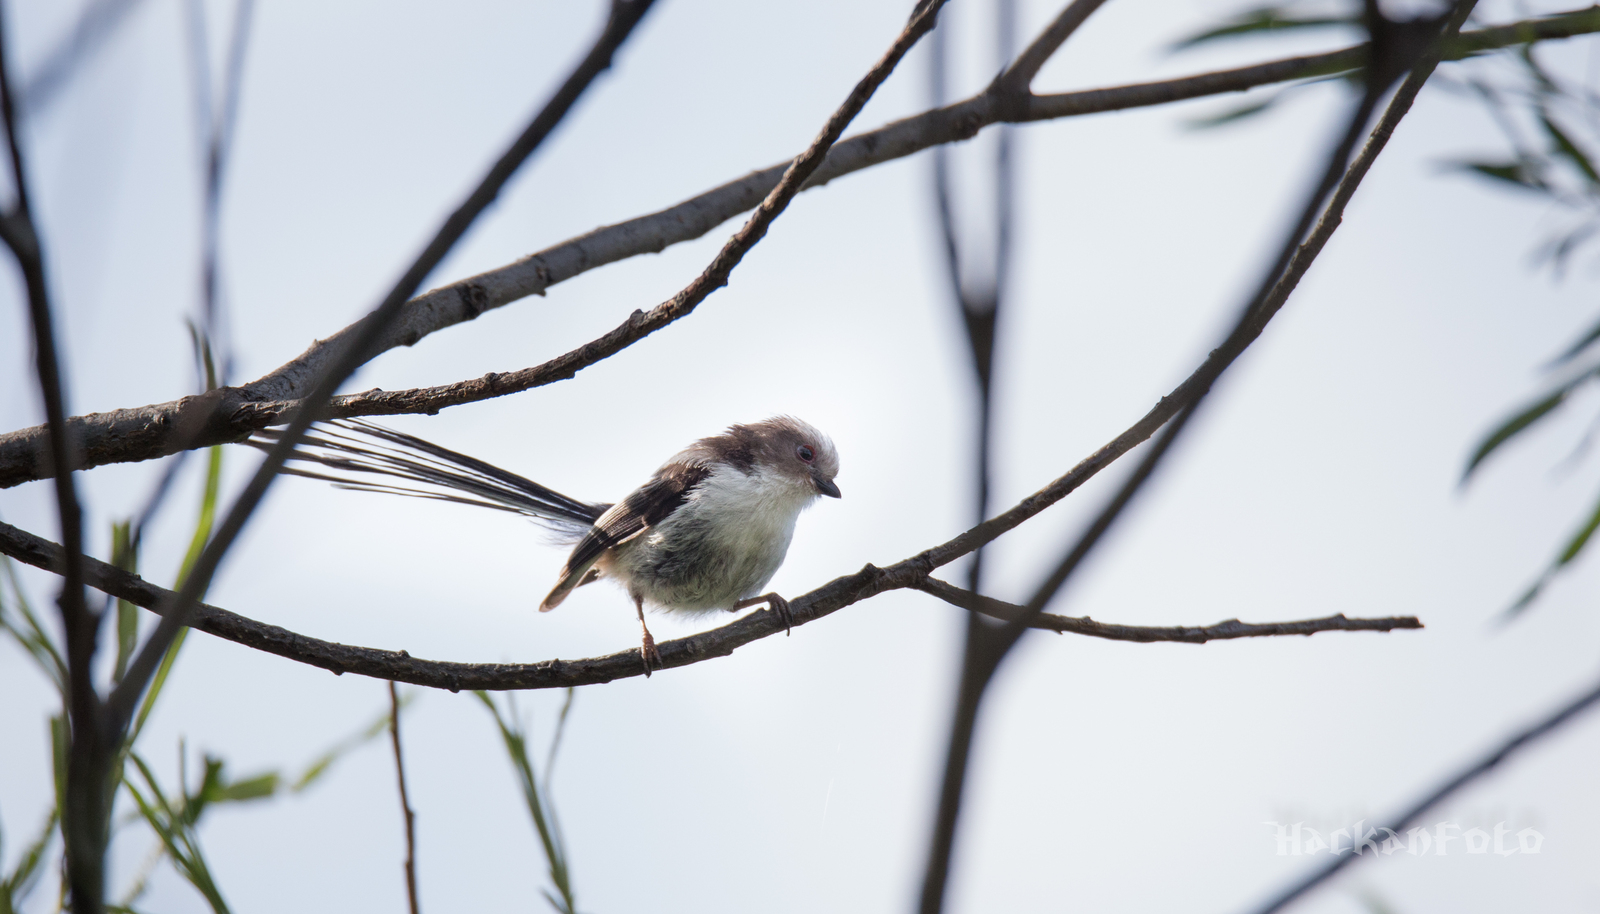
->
[732,592,793,635]
[634,595,661,675]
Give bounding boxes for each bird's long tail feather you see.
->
[252,420,607,538]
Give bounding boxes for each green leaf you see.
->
[127,753,232,914]
[1445,158,1548,193]
[1501,487,1600,621]
[291,698,407,792]
[1555,491,1600,566]
[1463,389,1571,480]
[1547,311,1600,366]
[210,772,281,804]
[475,691,579,914]
[1539,111,1600,186]
[112,520,139,683]
[1171,7,1356,50]
[129,443,223,745]
[1185,96,1279,130]
[0,559,66,691]
[0,807,58,913]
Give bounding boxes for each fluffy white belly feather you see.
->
[604,464,812,614]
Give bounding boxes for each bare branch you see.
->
[0,6,111,910]
[2,8,1594,487]
[19,0,151,115]
[389,681,420,914]
[1244,669,1600,914]
[913,577,1422,640]
[101,0,664,748]
[995,0,1110,93]
[0,516,1420,694]
[917,3,1477,909]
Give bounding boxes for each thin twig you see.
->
[2,8,1595,487]
[1243,669,1600,914]
[18,0,150,114]
[100,0,663,746]
[913,577,1422,640]
[388,681,420,914]
[0,518,1424,689]
[995,0,1110,92]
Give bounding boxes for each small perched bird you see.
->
[257,416,841,672]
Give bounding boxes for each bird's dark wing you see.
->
[539,462,711,610]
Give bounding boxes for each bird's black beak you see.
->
[814,474,842,499]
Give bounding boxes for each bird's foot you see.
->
[734,592,793,635]
[769,594,793,635]
[639,630,661,677]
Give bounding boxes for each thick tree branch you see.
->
[912,577,1422,640]
[1,8,1594,488]
[0,520,1421,693]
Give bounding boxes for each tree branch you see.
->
[912,577,1422,640]
[0,5,111,910]
[2,7,1594,488]
[996,0,1110,93]
[388,681,420,914]
[1243,668,1600,914]
[100,0,663,749]
[0,518,1421,693]
[917,1,1478,908]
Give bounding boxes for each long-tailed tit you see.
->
[256,416,841,672]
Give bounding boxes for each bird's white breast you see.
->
[615,463,816,614]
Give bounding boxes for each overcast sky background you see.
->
[4,0,1600,911]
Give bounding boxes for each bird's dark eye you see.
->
[797,445,815,463]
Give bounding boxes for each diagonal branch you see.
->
[102,0,944,733]
[1243,669,1600,914]
[996,0,1110,93]
[912,577,1422,640]
[101,0,663,744]
[2,7,1595,488]
[916,2,1478,910]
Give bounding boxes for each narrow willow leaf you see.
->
[1539,111,1600,186]
[112,520,139,683]
[128,754,232,914]
[1171,8,1355,50]
[0,808,57,912]
[1463,389,1570,480]
[0,560,66,690]
[129,444,223,745]
[292,698,408,792]
[1555,489,1600,565]
[1548,312,1600,366]
[1185,96,1278,130]
[210,772,280,804]
[1500,487,1600,621]
[1501,577,1547,621]
[1446,159,1547,192]
[475,692,578,914]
